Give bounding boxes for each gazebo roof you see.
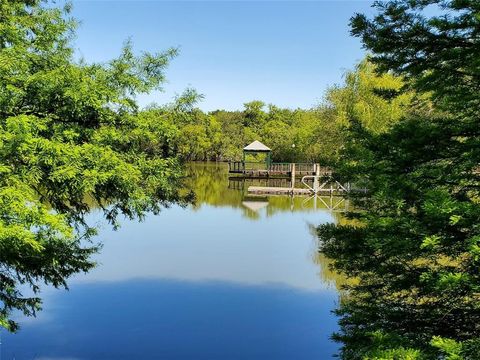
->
[243,140,271,152]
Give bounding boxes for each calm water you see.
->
[2,163,345,359]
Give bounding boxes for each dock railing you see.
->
[228,161,333,177]
[268,162,291,173]
[294,163,316,174]
[229,161,273,173]
[315,165,333,177]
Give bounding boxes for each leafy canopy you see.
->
[188,60,410,164]
[319,1,480,359]
[0,0,190,331]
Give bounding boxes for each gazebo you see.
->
[242,140,272,167]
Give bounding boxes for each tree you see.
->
[177,124,211,160]
[351,0,480,116]
[243,100,267,129]
[204,63,409,164]
[325,59,413,134]
[318,1,480,358]
[0,0,190,331]
[208,110,246,160]
[261,119,294,162]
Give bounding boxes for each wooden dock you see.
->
[229,142,352,196]
[229,162,331,178]
[231,162,351,195]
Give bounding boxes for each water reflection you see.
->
[186,162,348,220]
[4,280,339,360]
[2,162,345,359]
[69,204,340,291]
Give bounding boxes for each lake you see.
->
[2,162,344,360]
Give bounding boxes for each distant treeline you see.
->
[139,59,413,165]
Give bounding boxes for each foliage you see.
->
[350,0,480,116]
[318,1,480,359]
[0,0,190,331]
[324,59,413,134]
[175,60,410,165]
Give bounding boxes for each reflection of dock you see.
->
[247,181,350,195]
[239,192,349,212]
[303,195,349,212]
[228,177,294,191]
[247,186,311,195]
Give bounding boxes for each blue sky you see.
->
[70,1,375,111]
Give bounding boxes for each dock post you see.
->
[313,163,320,193]
[290,163,296,189]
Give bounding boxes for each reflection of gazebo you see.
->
[243,140,272,167]
[241,200,269,212]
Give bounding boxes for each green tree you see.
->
[210,109,246,160]
[0,0,190,331]
[325,59,413,134]
[351,0,479,116]
[206,65,409,164]
[243,100,267,129]
[261,119,294,161]
[300,107,345,164]
[319,1,480,359]
[177,124,211,160]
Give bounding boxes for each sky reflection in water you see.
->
[2,163,343,359]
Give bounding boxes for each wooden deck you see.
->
[229,162,331,178]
